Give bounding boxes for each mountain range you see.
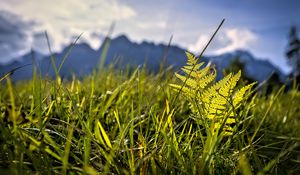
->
[0,35,285,82]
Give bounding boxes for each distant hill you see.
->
[0,35,285,82]
[208,50,285,82]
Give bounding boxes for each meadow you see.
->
[0,23,300,174]
[0,51,299,175]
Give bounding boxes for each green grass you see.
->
[0,62,299,174]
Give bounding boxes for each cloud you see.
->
[137,21,167,29]
[187,35,211,54]
[188,28,258,55]
[214,28,258,54]
[0,0,137,61]
[0,11,34,64]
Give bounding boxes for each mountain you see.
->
[208,50,285,82]
[0,35,285,82]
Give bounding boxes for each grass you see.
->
[0,62,299,174]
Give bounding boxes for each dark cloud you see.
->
[0,11,33,64]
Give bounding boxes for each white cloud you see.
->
[0,0,136,55]
[137,21,167,29]
[214,28,258,54]
[188,35,211,54]
[188,28,258,55]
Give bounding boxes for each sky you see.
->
[0,0,299,74]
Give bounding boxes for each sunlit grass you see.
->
[0,62,299,174]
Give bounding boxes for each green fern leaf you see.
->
[175,73,198,89]
[233,82,256,107]
[185,51,199,65]
[170,51,255,136]
[201,73,232,105]
[169,83,194,96]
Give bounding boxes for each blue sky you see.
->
[0,0,299,73]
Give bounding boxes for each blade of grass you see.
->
[45,31,59,77]
[98,22,115,70]
[62,123,75,175]
[58,34,83,73]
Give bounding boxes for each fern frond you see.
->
[201,73,232,104]
[197,68,216,89]
[182,64,209,79]
[233,82,256,107]
[169,83,194,96]
[185,52,199,66]
[170,51,255,136]
[229,71,241,90]
[174,73,198,89]
[219,71,241,98]
[171,52,215,98]
[182,63,204,75]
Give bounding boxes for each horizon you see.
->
[1,0,300,74]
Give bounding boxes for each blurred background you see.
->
[0,0,300,81]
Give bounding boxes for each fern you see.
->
[170,52,255,136]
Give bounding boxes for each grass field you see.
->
[0,50,299,175]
